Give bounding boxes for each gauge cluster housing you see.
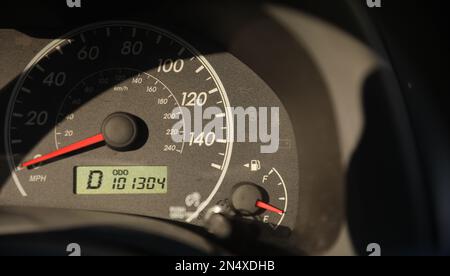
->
[0,0,448,256]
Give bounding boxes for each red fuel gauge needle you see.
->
[256,200,285,215]
[20,133,105,168]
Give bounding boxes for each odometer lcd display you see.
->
[75,166,167,195]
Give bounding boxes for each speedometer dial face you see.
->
[5,22,233,223]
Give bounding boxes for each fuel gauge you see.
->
[231,168,288,229]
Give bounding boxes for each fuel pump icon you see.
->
[244,160,261,172]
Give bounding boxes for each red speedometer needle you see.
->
[20,133,105,168]
[256,201,285,215]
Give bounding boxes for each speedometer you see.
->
[5,22,233,223]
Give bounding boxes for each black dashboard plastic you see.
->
[0,0,449,256]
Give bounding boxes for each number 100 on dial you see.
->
[75,166,167,195]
